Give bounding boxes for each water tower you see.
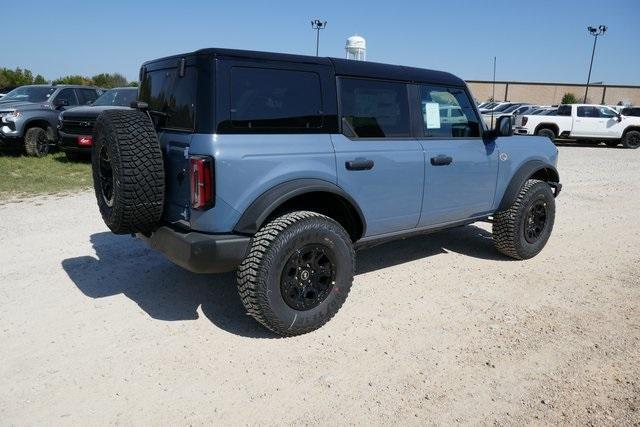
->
[345,35,366,61]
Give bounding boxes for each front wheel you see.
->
[24,127,50,157]
[237,211,355,336]
[621,130,640,149]
[493,179,556,260]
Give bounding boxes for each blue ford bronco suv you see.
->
[91,48,561,336]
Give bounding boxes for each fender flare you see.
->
[233,178,367,236]
[497,160,560,212]
[23,117,56,140]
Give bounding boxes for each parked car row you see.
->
[0,84,136,159]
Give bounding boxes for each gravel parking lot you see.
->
[1,144,638,425]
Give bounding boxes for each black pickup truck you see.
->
[58,87,137,160]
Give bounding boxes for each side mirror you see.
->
[616,114,622,122]
[496,115,514,136]
[53,98,69,109]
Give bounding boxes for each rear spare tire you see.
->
[92,109,165,234]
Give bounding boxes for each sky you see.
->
[2,0,639,85]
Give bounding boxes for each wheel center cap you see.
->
[300,270,310,281]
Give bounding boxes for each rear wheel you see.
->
[536,128,556,141]
[493,179,556,260]
[24,127,50,157]
[237,211,355,336]
[621,130,640,149]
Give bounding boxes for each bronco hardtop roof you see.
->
[142,47,465,87]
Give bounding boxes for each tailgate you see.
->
[158,131,192,228]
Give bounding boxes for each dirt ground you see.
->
[1,144,639,425]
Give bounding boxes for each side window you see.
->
[597,107,617,118]
[577,106,598,118]
[139,66,196,130]
[229,67,323,129]
[419,85,480,138]
[78,89,99,105]
[55,88,78,106]
[339,78,410,138]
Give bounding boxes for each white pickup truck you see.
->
[514,104,640,148]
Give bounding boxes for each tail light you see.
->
[189,156,214,209]
[522,117,528,126]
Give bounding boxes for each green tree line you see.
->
[0,67,138,89]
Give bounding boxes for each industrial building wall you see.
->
[467,81,640,106]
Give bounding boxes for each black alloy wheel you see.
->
[281,244,336,311]
[524,200,548,243]
[98,145,114,207]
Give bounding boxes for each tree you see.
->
[91,73,128,88]
[127,81,139,87]
[33,74,47,84]
[561,92,578,104]
[0,67,36,87]
[52,75,93,85]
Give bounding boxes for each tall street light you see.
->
[584,25,607,103]
[311,19,327,56]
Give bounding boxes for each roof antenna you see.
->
[491,56,496,129]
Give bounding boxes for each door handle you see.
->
[345,159,374,171]
[430,155,453,166]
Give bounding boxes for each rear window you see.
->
[556,105,572,116]
[339,78,410,138]
[139,66,197,130]
[229,67,323,129]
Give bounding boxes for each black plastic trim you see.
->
[233,178,367,237]
[497,160,560,212]
[140,227,250,273]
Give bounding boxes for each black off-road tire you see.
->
[605,140,620,148]
[237,211,355,337]
[24,127,50,157]
[536,128,556,141]
[92,109,164,235]
[621,130,640,149]
[493,179,555,260]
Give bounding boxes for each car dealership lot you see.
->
[0,144,638,425]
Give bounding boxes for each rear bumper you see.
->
[139,226,250,273]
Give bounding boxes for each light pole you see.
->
[584,25,607,103]
[311,19,327,56]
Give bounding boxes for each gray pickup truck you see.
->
[0,84,102,156]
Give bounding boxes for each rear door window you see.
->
[418,85,480,138]
[577,106,598,118]
[339,78,410,138]
[229,67,323,130]
[55,88,79,106]
[139,66,197,130]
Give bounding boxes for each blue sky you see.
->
[3,0,639,84]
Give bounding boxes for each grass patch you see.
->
[0,152,92,199]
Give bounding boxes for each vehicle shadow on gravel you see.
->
[62,232,277,339]
[62,225,506,338]
[356,224,508,274]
